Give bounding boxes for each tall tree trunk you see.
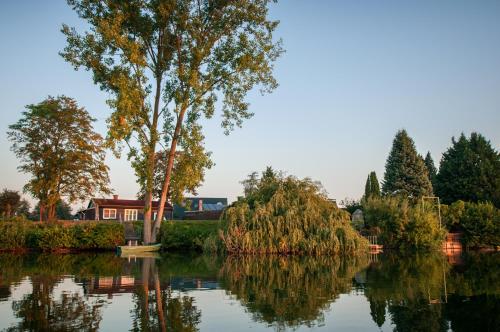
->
[47,204,56,221]
[39,201,45,222]
[143,76,162,244]
[152,106,187,242]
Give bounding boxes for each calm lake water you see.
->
[0,251,498,331]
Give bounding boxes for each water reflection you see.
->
[219,255,369,329]
[0,251,498,331]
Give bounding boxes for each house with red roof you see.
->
[78,195,173,221]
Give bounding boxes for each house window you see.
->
[103,208,116,220]
[124,209,138,221]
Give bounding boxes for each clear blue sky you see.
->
[1,0,499,210]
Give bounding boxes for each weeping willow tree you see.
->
[220,168,368,255]
[218,255,369,329]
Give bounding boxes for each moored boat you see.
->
[117,243,161,254]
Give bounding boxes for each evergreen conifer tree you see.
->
[435,133,500,206]
[369,172,381,197]
[364,172,381,199]
[424,152,437,190]
[364,174,372,199]
[382,130,433,197]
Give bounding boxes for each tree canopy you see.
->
[61,0,283,243]
[435,133,500,207]
[8,96,110,221]
[0,189,21,219]
[382,130,433,198]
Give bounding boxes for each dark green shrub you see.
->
[441,201,499,247]
[160,220,220,251]
[441,200,466,229]
[36,224,76,250]
[460,202,499,247]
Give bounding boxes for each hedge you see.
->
[160,220,220,251]
[0,221,124,251]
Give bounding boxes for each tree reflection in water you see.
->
[363,252,500,332]
[0,252,498,331]
[7,275,103,331]
[130,257,201,332]
[218,254,369,329]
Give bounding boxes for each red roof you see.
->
[91,198,173,210]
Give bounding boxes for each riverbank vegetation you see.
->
[441,201,500,247]
[351,129,499,250]
[160,220,220,251]
[0,221,124,251]
[363,197,445,250]
[219,168,368,255]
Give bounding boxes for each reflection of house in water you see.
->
[169,278,218,291]
[80,275,143,298]
[80,276,218,298]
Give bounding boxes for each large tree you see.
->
[382,130,433,198]
[364,171,380,199]
[424,151,437,191]
[435,133,500,206]
[62,0,283,243]
[8,96,110,221]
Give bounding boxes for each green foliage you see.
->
[424,151,437,190]
[0,189,21,219]
[0,222,124,251]
[341,198,362,214]
[363,197,445,250]
[435,133,500,207]
[160,220,220,251]
[33,200,73,220]
[442,201,500,247]
[136,144,213,205]
[8,96,110,221]
[0,221,31,250]
[221,169,368,255]
[440,200,466,229]
[364,171,381,199]
[382,130,433,198]
[61,0,284,240]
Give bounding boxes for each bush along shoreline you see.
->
[441,201,500,249]
[363,197,446,251]
[361,197,500,251]
[0,221,124,252]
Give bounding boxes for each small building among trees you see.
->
[351,209,364,230]
[78,195,173,221]
[174,197,228,220]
